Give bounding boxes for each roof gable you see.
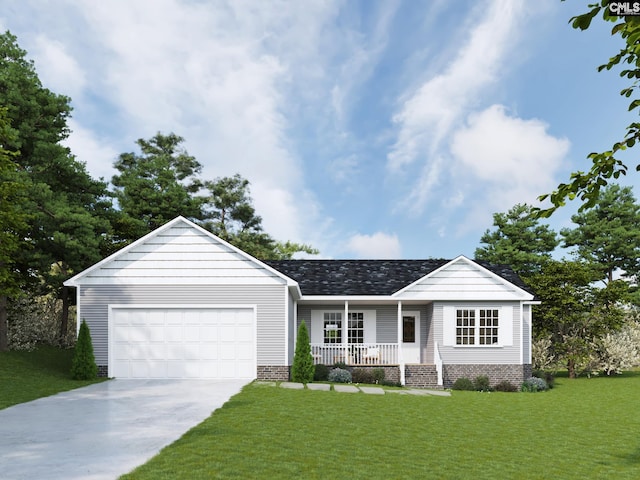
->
[65,217,295,286]
[393,256,533,301]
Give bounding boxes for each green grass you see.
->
[0,345,105,409]
[122,373,640,479]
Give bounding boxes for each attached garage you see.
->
[110,306,256,379]
[64,217,299,380]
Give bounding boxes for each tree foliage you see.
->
[561,184,640,283]
[112,132,204,238]
[291,321,315,383]
[527,260,625,378]
[536,2,640,216]
[474,204,558,277]
[0,31,112,349]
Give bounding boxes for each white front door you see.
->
[402,312,420,363]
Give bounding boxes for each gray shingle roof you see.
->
[264,259,533,296]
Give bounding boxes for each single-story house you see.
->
[64,216,538,388]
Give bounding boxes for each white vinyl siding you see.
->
[438,302,520,364]
[78,224,287,286]
[78,284,286,366]
[395,257,529,301]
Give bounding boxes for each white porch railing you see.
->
[310,343,398,366]
[434,341,443,386]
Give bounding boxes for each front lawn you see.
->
[0,345,105,409]
[123,372,640,479]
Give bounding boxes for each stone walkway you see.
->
[255,381,451,397]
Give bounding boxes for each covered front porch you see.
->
[298,300,443,386]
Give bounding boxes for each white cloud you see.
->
[62,119,119,181]
[450,104,570,231]
[387,0,531,216]
[451,104,569,199]
[30,35,86,100]
[346,232,402,259]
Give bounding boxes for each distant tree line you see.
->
[476,185,640,378]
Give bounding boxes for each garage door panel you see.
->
[111,307,255,380]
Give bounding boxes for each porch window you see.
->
[323,312,342,344]
[348,312,364,344]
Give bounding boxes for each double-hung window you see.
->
[323,312,342,344]
[456,308,499,346]
[348,312,364,344]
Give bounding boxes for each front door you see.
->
[402,312,420,363]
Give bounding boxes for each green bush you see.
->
[328,368,352,383]
[313,364,329,381]
[494,380,518,392]
[291,321,314,383]
[351,368,375,384]
[533,370,555,389]
[473,375,492,392]
[333,361,348,370]
[521,376,549,392]
[70,319,97,380]
[372,368,386,384]
[452,377,475,391]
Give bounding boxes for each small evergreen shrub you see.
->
[473,375,492,392]
[328,368,352,383]
[333,361,348,370]
[521,376,549,392]
[313,364,330,381]
[351,368,375,384]
[493,380,518,392]
[71,319,98,380]
[372,368,386,384]
[291,321,314,383]
[452,377,475,391]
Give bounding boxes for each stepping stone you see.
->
[386,390,409,395]
[423,390,451,397]
[405,389,432,396]
[359,387,385,395]
[307,383,331,391]
[280,382,304,390]
[253,381,276,387]
[333,385,360,393]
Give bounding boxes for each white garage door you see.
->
[110,307,256,379]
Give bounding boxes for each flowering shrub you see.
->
[328,368,352,383]
[7,295,76,350]
[599,322,640,375]
[521,376,548,392]
[532,335,555,371]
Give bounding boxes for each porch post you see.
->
[397,301,405,385]
[343,300,349,364]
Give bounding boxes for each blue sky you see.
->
[2,0,639,260]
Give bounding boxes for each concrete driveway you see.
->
[0,379,249,480]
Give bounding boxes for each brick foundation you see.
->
[98,365,108,378]
[257,365,290,381]
[442,364,532,389]
[404,364,439,388]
